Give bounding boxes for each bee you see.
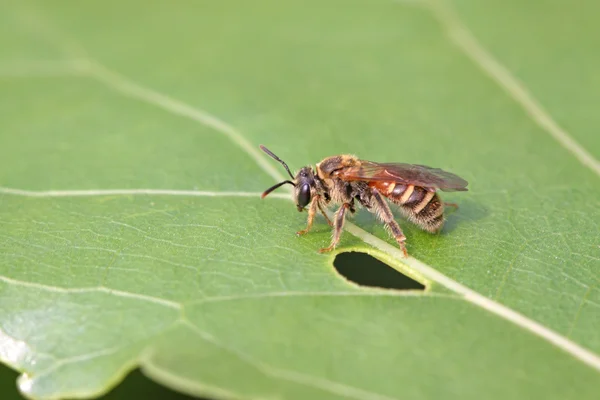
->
[259,145,468,257]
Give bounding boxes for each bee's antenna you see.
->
[260,145,295,179]
[261,180,295,199]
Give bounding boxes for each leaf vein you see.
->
[179,320,400,400]
[421,0,600,176]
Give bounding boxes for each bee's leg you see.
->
[296,196,320,236]
[319,203,351,253]
[444,202,459,209]
[370,189,408,257]
[317,200,333,227]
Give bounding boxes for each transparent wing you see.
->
[337,161,468,192]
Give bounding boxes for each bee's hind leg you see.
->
[370,189,408,257]
[319,203,351,253]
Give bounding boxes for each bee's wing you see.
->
[338,161,469,192]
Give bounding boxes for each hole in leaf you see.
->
[333,251,425,291]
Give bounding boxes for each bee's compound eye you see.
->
[297,184,311,209]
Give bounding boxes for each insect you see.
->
[259,145,468,257]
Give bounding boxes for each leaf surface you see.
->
[1,0,599,399]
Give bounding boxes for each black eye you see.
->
[297,184,311,209]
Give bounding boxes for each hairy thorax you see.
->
[315,155,370,210]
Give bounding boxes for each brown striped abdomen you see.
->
[370,182,445,233]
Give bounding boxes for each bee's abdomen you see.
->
[386,184,445,232]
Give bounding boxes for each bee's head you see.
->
[293,167,315,211]
[259,145,315,211]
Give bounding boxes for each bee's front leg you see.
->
[296,196,320,236]
[319,203,351,253]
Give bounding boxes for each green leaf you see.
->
[1,0,599,399]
